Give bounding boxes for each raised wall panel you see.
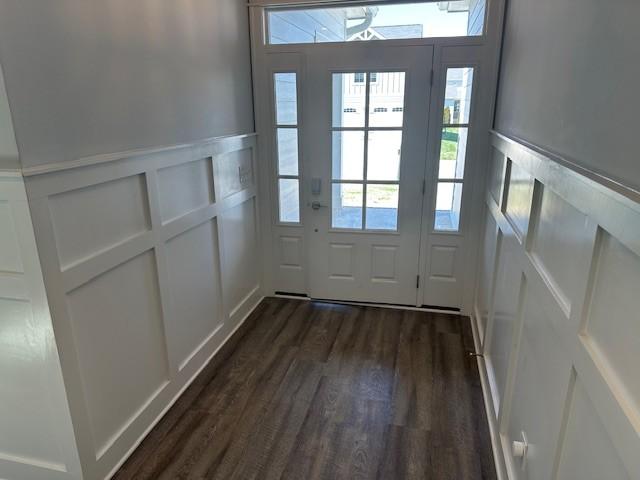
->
[220,198,259,314]
[477,211,498,342]
[66,250,169,453]
[429,245,457,278]
[165,220,223,368]
[486,233,522,415]
[158,158,214,223]
[530,188,591,315]
[49,175,150,268]
[329,243,354,278]
[504,161,534,239]
[505,285,572,480]
[556,377,631,480]
[214,148,254,199]
[585,232,640,415]
[0,298,66,467]
[489,148,506,206]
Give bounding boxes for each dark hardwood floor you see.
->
[114,297,496,480]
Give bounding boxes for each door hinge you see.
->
[430,69,434,86]
[416,275,420,288]
[422,179,426,195]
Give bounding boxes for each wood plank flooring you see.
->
[114,297,496,480]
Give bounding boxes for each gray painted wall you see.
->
[495,0,640,191]
[0,63,19,170]
[0,0,254,169]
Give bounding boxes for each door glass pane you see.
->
[366,184,399,230]
[274,73,297,125]
[367,130,402,181]
[332,183,363,229]
[332,73,366,128]
[267,1,485,45]
[435,182,463,231]
[444,67,474,124]
[332,131,364,180]
[368,72,405,127]
[277,128,298,176]
[438,127,468,179]
[279,178,300,223]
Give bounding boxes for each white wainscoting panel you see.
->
[0,173,81,480]
[555,375,631,480]
[23,133,262,479]
[473,131,639,480]
[476,210,498,345]
[66,250,170,454]
[164,220,224,370]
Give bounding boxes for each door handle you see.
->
[311,201,328,210]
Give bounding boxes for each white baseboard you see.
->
[470,306,509,480]
[104,294,265,480]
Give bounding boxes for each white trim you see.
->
[274,293,462,314]
[103,294,265,480]
[471,306,508,480]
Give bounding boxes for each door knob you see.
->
[311,201,328,210]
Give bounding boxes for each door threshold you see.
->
[273,293,460,315]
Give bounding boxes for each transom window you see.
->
[331,71,405,231]
[434,66,475,232]
[267,1,485,45]
[273,72,301,223]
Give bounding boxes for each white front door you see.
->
[303,45,433,305]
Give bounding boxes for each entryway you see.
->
[257,37,489,311]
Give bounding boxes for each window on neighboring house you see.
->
[354,72,365,83]
[392,107,404,112]
[273,72,300,223]
[343,107,357,113]
[373,107,387,113]
[434,67,475,232]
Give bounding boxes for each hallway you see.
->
[114,298,496,479]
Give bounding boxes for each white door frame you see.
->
[250,0,506,314]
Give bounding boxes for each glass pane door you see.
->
[331,71,406,231]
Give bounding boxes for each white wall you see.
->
[0,173,81,480]
[473,132,640,479]
[0,0,254,169]
[494,0,640,192]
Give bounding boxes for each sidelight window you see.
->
[434,67,474,232]
[331,71,405,231]
[274,72,301,223]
